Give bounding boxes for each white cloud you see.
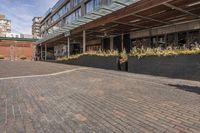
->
[0,0,57,34]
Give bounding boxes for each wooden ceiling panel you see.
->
[137,5,170,17]
[129,20,149,25]
[168,0,200,8]
[137,21,163,28]
[185,4,200,11]
[166,15,196,24]
[150,10,185,21]
[117,15,141,23]
[190,9,200,15]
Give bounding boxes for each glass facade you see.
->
[52,2,70,23]
[52,0,65,12]
[64,8,81,24]
[86,0,101,14]
[72,0,82,8]
[41,0,113,37]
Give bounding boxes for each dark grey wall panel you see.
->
[128,55,200,81]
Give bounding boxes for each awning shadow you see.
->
[168,84,200,95]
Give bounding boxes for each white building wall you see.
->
[6,32,21,38]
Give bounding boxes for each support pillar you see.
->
[164,34,167,44]
[198,30,200,44]
[45,45,47,61]
[83,30,86,53]
[67,37,70,58]
[186,32,190,47]
[101,38,104,50]
[110,36,114,50]
[156,36,159,47]
[40,45,43,60]
[164,34,167,48]
[174,33,178,46]
[121,34,124,52]
[149,29,153,48]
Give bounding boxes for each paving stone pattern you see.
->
[0,61,78,78]
[0,61,200,133]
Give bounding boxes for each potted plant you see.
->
[117,49,128,71]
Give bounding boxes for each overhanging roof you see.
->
[36,0,140,45]
[37,0,200,45]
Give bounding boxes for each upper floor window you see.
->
[41,24,46,31]
[58,2,70,17]
[72,0,81,7]
[64,8,81,24]
[66,2,71,12]
[51,2,71,24]
[52,0,65,11]
[106,0,112,5]
[86,0,93,13]
[52,13,60,22]
[86,0,100,14]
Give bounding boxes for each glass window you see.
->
[75,8,81,19]
[86,0,101,14]
[72,0,81,7]
[64,8,81,24]
[52,2,71,23]
[66,2,70,12]
[94,0,100,9]
[52,0,65,11]
[52,13,59,22]
[107,0,112,5]
[86,0,93,13]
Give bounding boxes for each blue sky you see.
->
[0,0,57,34]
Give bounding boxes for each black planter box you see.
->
[128,55,200,81]
[60,55,118,70]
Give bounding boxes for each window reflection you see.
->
[86,0,101,14]
[64,8,81,24]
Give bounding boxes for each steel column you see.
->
[40,45,43,60]
[110,36,114,50]
[67,37,70,58]
[83,30,86,53]
[45,45,47,61]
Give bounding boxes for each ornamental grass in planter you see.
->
[57,50,119,61]
[128,45,200,81]
[129,45,200,58]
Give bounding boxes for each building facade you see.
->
[36,0,200,60]
[32,17,42,38]
[0,14,11,37]
[0,38,37,60]
[5,32,33,39]
[39,0,112,38]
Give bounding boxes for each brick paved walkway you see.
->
[0,61,78,78]
[0,61,200,133]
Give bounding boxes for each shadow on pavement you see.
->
[168,84,200,95]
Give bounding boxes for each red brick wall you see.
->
[0,40,35,60]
